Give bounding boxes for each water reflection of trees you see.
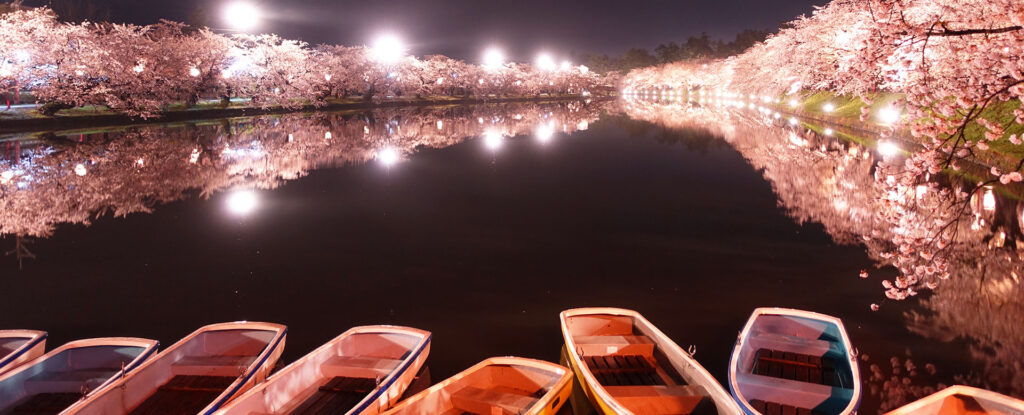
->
[0,101,606,242]
[619,98,1024,400]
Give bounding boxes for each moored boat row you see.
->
[3,309,1022,414]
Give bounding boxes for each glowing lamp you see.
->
[482,47,505,69]
[877,140,900,157]
[371,34,407,64]
[224,3,261,31]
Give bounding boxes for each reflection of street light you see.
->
[560,60,572,71]
[483,130,503,151]
[535,123,554,143]
[482,47,505,69]
[371,34,406,64]
[226,189,259,216]
[224,3,261,31]
[535,53,556,71]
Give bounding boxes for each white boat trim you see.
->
[560,307,742,415]
[0,330,47,375]
[728,307,861,415]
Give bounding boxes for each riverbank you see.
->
[0,94,610,136]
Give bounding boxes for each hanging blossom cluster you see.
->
[619,0,1024,299]
[0,7,614,118]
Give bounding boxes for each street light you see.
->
[482,47,505,70]
[224,2,261,31]
[371,34,407,64]
[560,60,572,71]
[535,53,556,71]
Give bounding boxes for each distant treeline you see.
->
[574,30,771,75]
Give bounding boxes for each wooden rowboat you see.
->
[215,325,431,415]
[381,357,572,415]
[65,321,287,415]
[0,337,159,414]
[560,307,742,415]
[0,329,47,376]
[728,308,861,415]
[885,385,1024,415]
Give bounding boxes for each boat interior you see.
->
[0,344,149,414]
[565,313,718,415]
[0,337,32,363]
[389,362,561,415]
[123,328,277,415]
[734,314,855,415]
[282,331,423,415]
[933,394,1017,415]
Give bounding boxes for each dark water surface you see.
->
[0,101,1015,413]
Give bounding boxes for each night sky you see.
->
[25,0,828,61]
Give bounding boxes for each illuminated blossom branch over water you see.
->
[619,0,1024,302]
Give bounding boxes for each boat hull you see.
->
[728,307,861,415]
[382,356,572,415]
[560,307,742,415]
[215,325,431,415]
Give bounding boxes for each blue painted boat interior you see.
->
[0,344,148,411]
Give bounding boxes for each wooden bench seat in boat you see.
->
[753,349,837,387]
[734,372,851,412]
[573,335,655,356]
[750,333,833,357]
[9,392,82,415]
[750,399,827,415]
[171,355,257,377]
[127,375,236,415]
[450,386,542,415]
[584,354,664,386]
[320,355,403,379]
[605,385,715,415]
[290,376,378,415]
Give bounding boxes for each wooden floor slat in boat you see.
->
[290,376,377,415]
[750,399,826,415]
[10,392,82,415]
[127,375,236,415]
[584,355,664,386]
[753,349,837,386]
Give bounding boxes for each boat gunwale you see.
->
[559,307,741,415]
[727,307,861,415]
[882,385,1024,415]
[215,324,431,415]
[380,356,572,415]
[0,330,47,373]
